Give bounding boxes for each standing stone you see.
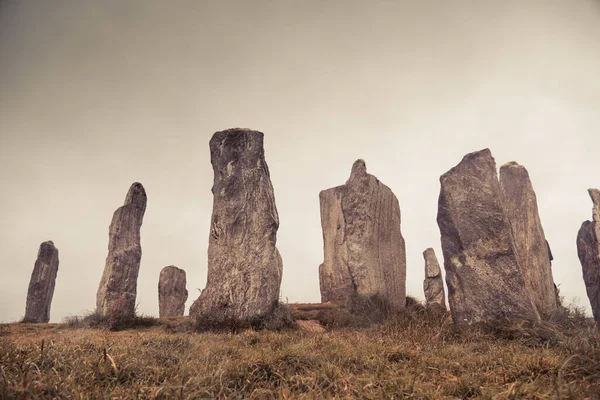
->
[499,162,558,315]
[319,159,406,310]
[23,241,59,323]
[159,266,188,317]
[423,248,446,309]
[96,182,147,319]
[437,149,539,323]
[577,189,600,325]
[189,129,283,323]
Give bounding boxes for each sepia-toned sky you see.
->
[1,0,599,323]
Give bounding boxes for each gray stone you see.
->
[24,241,59,323]
[96,182,147,319]
[577,189,600,325]
[437,149,540,323]
[423,248,446,309]
[159,266,188,317]
[499,162,558,315]
[319,159,406,310]
[189,129,283,323]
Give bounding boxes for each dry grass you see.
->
[0,303,599,399]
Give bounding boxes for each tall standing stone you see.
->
[23,241,59,323]
[499,162,558,315]
[437,149,539,323]
[577,189,600,325]
[159,266,188,317]
[423,248,445,309]
[189,129,283,323]
[96,182,147,319]
[319,159,406,310]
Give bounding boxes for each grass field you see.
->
[1,303,599,399]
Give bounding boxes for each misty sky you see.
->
[1,1,599,323]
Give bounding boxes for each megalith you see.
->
[499,162,558,315]
[318,159,406,310]
[437,149,540,323]
[96,182,147,319]
[23,241,59,323]
[577,189,600,325]
[189,129,283,324]
[159,266,188,317]
[423,248,445,309]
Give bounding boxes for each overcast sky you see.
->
[1,0,599,323]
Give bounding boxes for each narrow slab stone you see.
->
[319,159,406,310]
[437,149,540,323]
[23,241,59,323]
[189,129,283,323]
[96,182,147,319]
[159,266,188,317]
[423,248,446,309]
[499,162,557,315]
[577,189,600,325]
[318,186,354,304]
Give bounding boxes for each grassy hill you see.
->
[0,304,598,399]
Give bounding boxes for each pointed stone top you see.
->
[347,159,367,183]
[423,248,441,278]
[589,188,600,222]
[124,182,147,211]
[464,148,492,161]
[42,240,55,247]
[441,148,494,182]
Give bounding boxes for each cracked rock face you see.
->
[423,248,446,309]
[96,182,147,319]
[499,162,558,315]
[577,189,600,325]
[318,159,406,310]
[189,129,283,323]
[159,266,188,317]
[24,241,59,323]
[437,149,540,323]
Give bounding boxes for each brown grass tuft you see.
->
[0,302,598,398]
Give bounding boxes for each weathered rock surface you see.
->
[319,159,406,310]
[437,149,540,323]
[96,182,147,319]
[423,248,446,309]
[159,266,188,317]
[24,241,59,323]
[499,162,557,315]
[577,189,600,325]
[189,129,283,323]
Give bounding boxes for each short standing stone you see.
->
[96,182,147,319]
[437,149,540,323]
[23,241,59,323]
[499,162,558,315]
[318,159,406,310]
[577,189,600,325]
[159,266,188,317]
[189,129,283,324]
[423,248,446,309]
